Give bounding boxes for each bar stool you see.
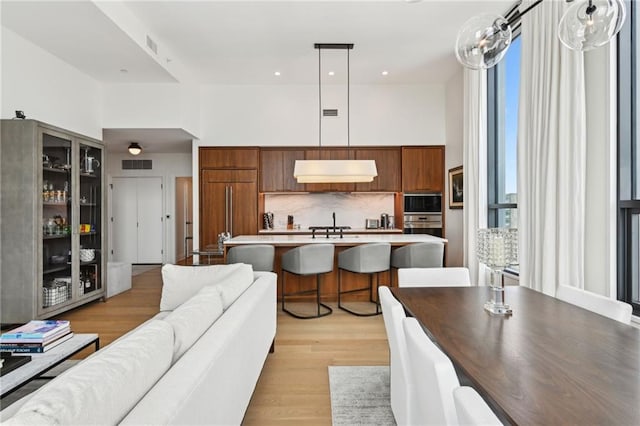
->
[227,245,275,271]
[390,242,444,286]
[281,244,335,319]
[338,243,390,316]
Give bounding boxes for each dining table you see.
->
[390,285,640,426]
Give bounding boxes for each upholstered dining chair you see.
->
[403,317,460,425]
[556,284,633,324]
[226,244,275,272]
[397,267,471,288]
[378,286,411,425]
[453,386,503,426]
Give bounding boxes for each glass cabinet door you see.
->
[41,131,73,310]
[78,142,103,297]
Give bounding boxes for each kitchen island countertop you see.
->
[257,227,403,235]
[225,233,446,246]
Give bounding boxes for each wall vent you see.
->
[323,109,338,117]
[146,35,158,55]
[122,160,152,170]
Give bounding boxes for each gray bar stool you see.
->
[281,244,335,319]
[338,243,390,316]
[390,242,444,286]
[227,245,275,271]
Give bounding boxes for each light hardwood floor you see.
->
[57,267,390,425]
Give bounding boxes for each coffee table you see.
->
[0,333,99,398]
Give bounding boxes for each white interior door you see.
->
[111,178,139,263]
[136,177,163,263]
[111,176,163,264]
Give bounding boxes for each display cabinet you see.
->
[1,120,106,323]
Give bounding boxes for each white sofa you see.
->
[1,263,277,425]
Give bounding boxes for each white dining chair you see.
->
[403,317,460,425]
[556,284,633,324]
[398,267,471,288]
[379,286,411,425]
[453,386,503,426]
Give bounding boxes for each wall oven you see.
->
[403,194,443,237]
[403,214,443,237]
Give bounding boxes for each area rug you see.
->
[328,365,396,426]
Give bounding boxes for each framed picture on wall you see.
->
[449,166,463,209]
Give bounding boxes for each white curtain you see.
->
[518,0,587,295]
[463,68,488,286]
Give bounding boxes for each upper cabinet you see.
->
[355,148,401,192]
[259,149,306,192]
[200,147,259,169]
[401,146,444,193]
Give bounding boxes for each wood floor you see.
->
[56,267,390,425]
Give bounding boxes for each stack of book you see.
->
[0,320,73,353]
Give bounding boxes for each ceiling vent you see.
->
[122,159,152,170]
[323,109,338,117]
[146,35,158,55]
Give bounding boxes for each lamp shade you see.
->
[293,160,377,183]
[476,228,518,269]
[128,142,142,155]
[455,14,512,70]
[558,0,626,51]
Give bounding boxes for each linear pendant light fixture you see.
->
[294,43,377,183]
[455,0,626,70]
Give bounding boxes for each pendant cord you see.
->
[318,47,322,151]
[347,47,351,159]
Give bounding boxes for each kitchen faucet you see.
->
[332,212,336,232]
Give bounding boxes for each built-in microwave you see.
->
[403,193,442,214]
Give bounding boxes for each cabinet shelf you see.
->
[43,166,70,174]
[80,172,97,178]
[79,203,97,207]
[43,201,69,206]
[79,232,97,236]
[43,234,71,240]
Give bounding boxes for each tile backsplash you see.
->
[264,193,395,229]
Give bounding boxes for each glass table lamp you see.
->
[477,228,518,315]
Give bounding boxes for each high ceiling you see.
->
[1,0,513,152]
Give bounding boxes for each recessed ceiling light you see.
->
[382,71,389,76]
[120,69,128,73]
[328,71,335,76]
[274,71,281,76]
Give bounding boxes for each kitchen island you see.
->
[224,233,446,302]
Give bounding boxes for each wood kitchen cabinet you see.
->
[200,169,258,248]
[259,148,305,192]
[355,148,401,192]
[200,147,259,169]
[402,146,444,193]
[304,148,356,192]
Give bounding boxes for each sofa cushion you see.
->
[164,285,224,362]
[212,264,255,310]
[160,263,253,311]
[4,320,174,426]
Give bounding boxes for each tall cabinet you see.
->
[1,120,106,323]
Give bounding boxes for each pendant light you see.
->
[293,43,377,184]
[128,142,142,155]
[558,0,626,51]
[455,0,626,70]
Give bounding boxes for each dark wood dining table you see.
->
[390,285,640,426]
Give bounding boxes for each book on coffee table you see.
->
[0,332,74,353]
[1,320,70,344]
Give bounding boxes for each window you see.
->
[618,0,640,315]
[488,35,521,229]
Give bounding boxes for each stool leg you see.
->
[281,270,287,313]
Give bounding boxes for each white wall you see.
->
[106,152,192,264]
[444,69,464,266]
[1,28,103,139]
[198,84,446,146]
[583,44,617,297]
[101,83,200,137]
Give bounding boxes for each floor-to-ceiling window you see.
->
[618,0,640,315]
[488,35,521,229]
